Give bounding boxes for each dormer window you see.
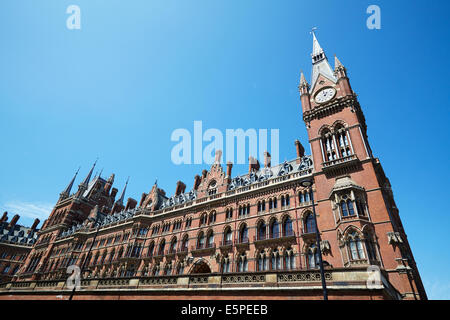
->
[208,180,217,195]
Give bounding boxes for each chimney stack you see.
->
[1,211,7,223]
[8,214,20,229]
[175,181,186,196]
[193,175,201,190]
[226,162,233,177]
[264,151,271,168]
[125,198,137,211]
[31,218,40,230]
[139,193,148,207]
[248,156,260,173]
[110,188,118,199]
[295,140,305,158]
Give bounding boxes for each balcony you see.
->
[254,231,296,247]
[234,237,249,250]
[190,243,216,255]
[176,246,188,257]
[219,240,233,252]
[322,154,360,176]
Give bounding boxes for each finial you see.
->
[310,26,318,36]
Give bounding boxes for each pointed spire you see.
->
[60,167,80,198]
[116,177,129,205]
[81,159,97,186]
[311,28,323,57]
[309,28,336,92]
[333,54,348,80]
[299,70,310,95]
[300,71,308,85]
[334,55,344,69]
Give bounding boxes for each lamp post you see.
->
[300,178,328,300]
[68,216,101,301]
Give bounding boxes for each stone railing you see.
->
[0,268,401,300]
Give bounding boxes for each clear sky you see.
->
[0,0,449,299]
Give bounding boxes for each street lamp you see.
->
[300,178,328,300]
[68,216,101,301]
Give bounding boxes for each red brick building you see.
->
[0,33,426,300]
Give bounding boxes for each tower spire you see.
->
[116,177,129,205]
[309,28,336,92]
[60,167,80,199]
[81,159,97,186]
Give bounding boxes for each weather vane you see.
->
[310,26,318,35]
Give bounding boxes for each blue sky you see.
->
[0,1,449,299]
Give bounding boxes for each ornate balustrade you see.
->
[0,268,402,300]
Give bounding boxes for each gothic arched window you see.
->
[270,219,280,239]
[307,244,320,269]
[158,239,165,255]
[271,249,281,270]
[347,200,355,216]
[224,227,232,245]
[197,232,205,249]
[257,221,266,240]
[364,232,377,261]
[239,225,248,243]
[348,231,365,260]
[283,216,293,237]
[257,250,268,271]
[304,212,316,234]
[181,235,188,251]
[206,231,214,248]
[222,255,230,273]
[340,201,349,217]
[237,253,248,272]
[284,248,295,270]
[170,238,177,253]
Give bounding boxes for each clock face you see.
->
[315,87,336,103]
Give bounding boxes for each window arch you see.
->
[225,208,233,220]
[239,224,249,243]
[283,216,293,237]
[169,237,177,253]
[347,231,365,260]
[200,213,207,226]
[206,230,214,248]
[197,231,205,248]
[257,221,266,240]
[180,235,188,252]
[237,253,248,272]
[223,227,232,245]
[321,129,337,161]
[257,250,268,271]
[158,239,165,256]
[222,255,231,273]
[284,248,295,270]
[271,249,281,270]
[335,125,352,158]
[304,212,316,233]
[270,219,280,239]
[306,243,320,269]
[208,211,216,224]
[147,242,155,257]
[364,231,377,261]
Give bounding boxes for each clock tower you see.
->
[299,31,427,300]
